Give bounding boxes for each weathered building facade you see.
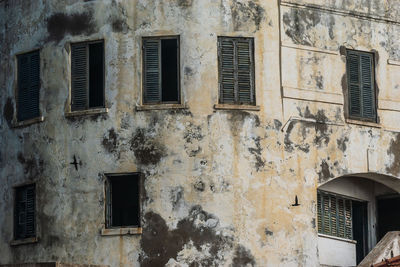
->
[1,0,400,266]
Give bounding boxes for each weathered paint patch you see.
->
[17,152,44,180]
[140,206,236,266]
[47,12,95,42]
[231,0,265,31]
[386,133,400,176]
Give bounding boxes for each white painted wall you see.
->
[318,234,357,267]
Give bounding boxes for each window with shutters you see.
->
[142,36,180,104]
[317,191,353,240]
[17,51,40,121]
[14,184,36,240]
[218,37,255,105]
[346,50,376,121]
[71,40,104,111]
[105,173,141,228]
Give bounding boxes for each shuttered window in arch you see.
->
[317,191,353,240]
[17,51,40,121]
[71,40,104,111]
[218,37,255,105]
[346,50,376,121]
[14,184,36,240]
[142,36,180,104]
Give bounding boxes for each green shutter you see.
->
[219,38,235,103]
[219,37,255,105]
[71,43,88,111]
[237,39,253,104]
[17,51,40,121]
[15,185,35,239]
[143,39,161,103]
[360,54,375,119]
[347,50,376,120]
[317,191,353,240]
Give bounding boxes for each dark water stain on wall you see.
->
[248,136,265,171]
[130,128,166,165]
[102,128,119,158]
[17,152,44,180]
[318,160,333,183]
[231,0,265,31]
[232,245,256,267]
[140,205,254,266]
[47,12,95,42]
[3,97,13,127]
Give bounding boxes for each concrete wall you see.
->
[318,234,357,266]
[1,0,400,266]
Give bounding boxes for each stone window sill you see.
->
[12,116,44,128]
[65,108,109,118]
[101,227,142,236]
[318,233,357,244]
[136,104,187,111]
[10,237,38,246]
[346,118,381,128]
[214,104,260,111]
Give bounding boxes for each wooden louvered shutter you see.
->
[347,50,376,120]
[347,52,361,117]
[322,194,330,235]
[71,43,88,111]
[237,39,254,104]
[344,199,353,239]
[360,53,375,119]
[219,38,235,103]
[143,39,161,103]
[17,51,40,121]
[105,179,112,228]
[15,185,35,239]
[317,192,322,233]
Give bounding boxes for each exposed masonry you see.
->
[1,0,400,266]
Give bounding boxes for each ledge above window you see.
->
[101,227,142,236]
[12,116,44,128]
[214,104,260,111]
[65,107,109,118]
[10,237,38,246]
[136,103,187,111]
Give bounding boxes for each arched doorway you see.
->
[317,173,400,266]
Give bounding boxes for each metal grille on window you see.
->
[317,191,353,240]
[17,51,40,121]
[218,37,255,105]
[346,50,376,121]
[71,41,104,111]
[15,184,35,240]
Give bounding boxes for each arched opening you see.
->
[317,173,400,266]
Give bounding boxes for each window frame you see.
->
[15,49,41,123]
[69,39,105,112]
[217,36,256,106]
[104,173,143,229]
[141,35,181,105]
[345,49,377,123]
[13,183,36,242]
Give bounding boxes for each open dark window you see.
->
[346,50,376,121]
[218,37,255,105]
[142,36,180,104]
[14,184,36,240]
[105,173,141,228]
[17,51,40,121]
[71,40,104,111]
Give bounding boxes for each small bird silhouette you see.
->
[292,195,300,206]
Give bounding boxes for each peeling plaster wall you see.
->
[0,0,400,266]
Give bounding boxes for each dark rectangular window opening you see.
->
[106,174,141,228]
[14,184,36,240]
[346,49,376,122]
[71,40,104,111]
[143,36,180,104]
[218,37,255,105]
[17,50,40,121]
